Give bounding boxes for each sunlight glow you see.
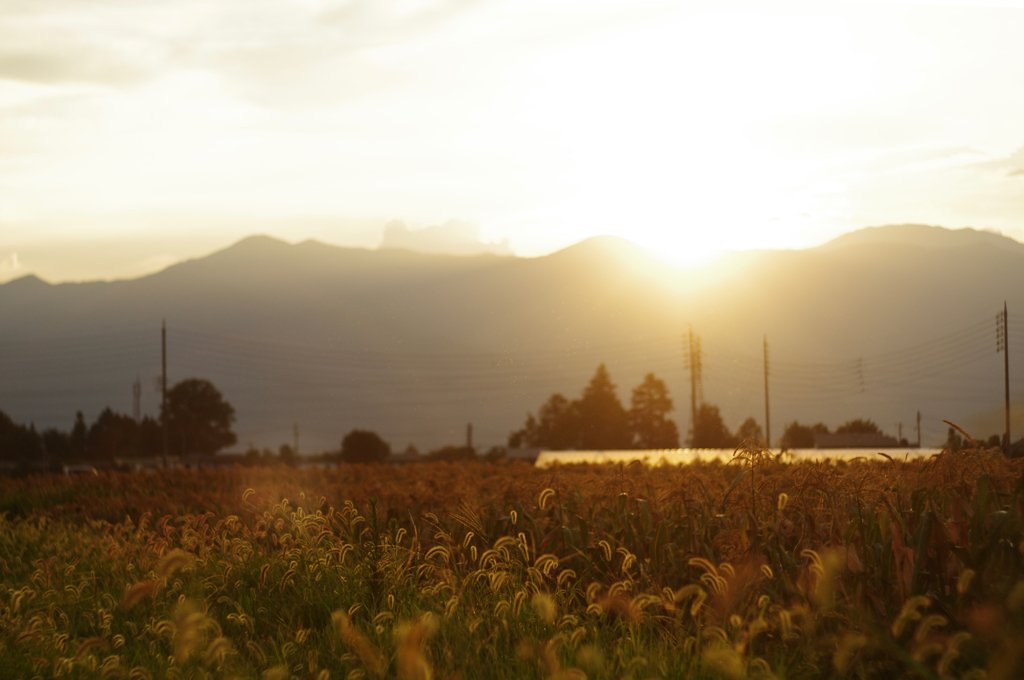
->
[2,0,1024,280]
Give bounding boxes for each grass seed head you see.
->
[395,615,437,680]
[262,666,289,680]
[892,596,931,638]
[121,579,160,610]
[156,549,193,582]
[532,593,557,624]
[333,610,386,678]
[201,636,233,667]
[833,633,868,675]
[703,644,746,680]
[72,636,109,663]
[172,599,209,662]
[575,644,604,673]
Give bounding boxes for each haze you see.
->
[3,0,1024,283]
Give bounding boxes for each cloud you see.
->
[0,44,149,86]
[820,145,983,178]
[0,251,23,281]
[968,144,1024,176]
[751,112,943,159]
[379,219,512,256]
[0,0,484,104]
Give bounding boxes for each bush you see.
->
[427,445,477,462]
[340,429,391,464]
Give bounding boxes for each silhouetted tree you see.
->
[690,404,738,448]
[628,373,679,448]
[780,421,830,449]
[42,428,71,461]
[279,444,297,467]
[70,411,88,459]
[245,447,262,466]
[508,393,578,449]
[341,429,391,464]
[427,445,477,462]
[136,417,163,457]
[482,445,506,461]
[576,364,631,449]
[510,366,666,450]
[164,379,237,455]
[945,427,963,453]
[87,408,136,462]
[0,411,42,464]
[781,422,813,449]
[736,417,764,445]
[836,419,881,435]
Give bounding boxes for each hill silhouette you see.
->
[1,225,1021,452]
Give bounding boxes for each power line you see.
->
[2,313,1020,448]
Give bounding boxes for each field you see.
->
[2,447,1024,680]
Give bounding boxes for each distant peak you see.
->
[2,273,50,287]
[552,235,644,257]
[229,234,292,249]
[197,234,294,262]
[820,224,1024,252]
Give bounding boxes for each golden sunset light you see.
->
[3,4,1024,676]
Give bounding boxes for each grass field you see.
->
[1,447,1023,680]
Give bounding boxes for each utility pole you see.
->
[763,335,771,449]
[916,411,921,448]
[293,423,299,456]
[466,423,474,452]
[685,325,702,442]
[997,303,1011,455]
[898,422,903,443]
[133,375,142,422]
[162,320,168,469]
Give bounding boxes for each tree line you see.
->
[11,367,1011,469]
[507,364,680,449]
[0,378,237,470]
[505,364,915,450]
[504,364,769,450]
[334,430,505,465]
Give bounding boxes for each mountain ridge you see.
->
[2,224,1021,451]
[817,223,1024,253]
[5,224,1022,290]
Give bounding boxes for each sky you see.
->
[2,0,1024,283]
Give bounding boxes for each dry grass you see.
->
[1,447,1022,679]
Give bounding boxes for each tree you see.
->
[690,404,738,448]
[42,428,71,461]
[736,417,763,445]
[781,422,813,449]
[836,419,880,435]
[0,410,42,464]
[341,429,391,464]
[70,411,88,458]
[945,427,963,453]
[576,364,631,450]
[427,445,476,462]
[508,393,579,449]
[628,373,679,448]
[87,408,137,462]
[780,421,830,449]
[508,364,631,450]
[164,379,237,455]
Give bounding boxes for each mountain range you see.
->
[2,224,1022,452]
